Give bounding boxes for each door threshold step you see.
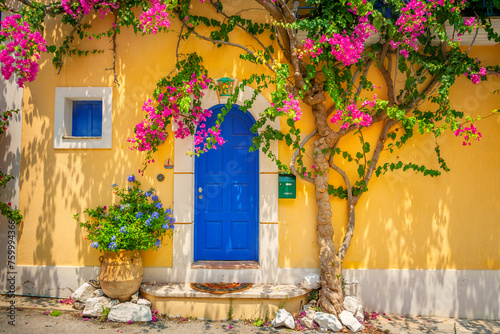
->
[140,283,309,320]
[140,282,309,299]
[191,261,260,270]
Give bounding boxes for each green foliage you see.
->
[227,297,233,321]
[100,306,110,322]
[307,289,320,303]
[278,296,288,310]
[49,310,62,316]
[75,176,174,252]
[253,318,264,327]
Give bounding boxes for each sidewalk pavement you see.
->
[1,294,499,333]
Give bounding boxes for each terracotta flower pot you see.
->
[99,250,143,302]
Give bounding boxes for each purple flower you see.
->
[136,212,143,219]
[152,195,159,201]
[155,202,163,209]
[120,226,127,233]
[145,218,151,226]
[111,235,116,242]
[109,242,117,250]
[155,239,161,247]
[151,212,159,219]
[127,175,135,182]
[91,242,99,248]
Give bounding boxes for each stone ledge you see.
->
[140,283,309,299]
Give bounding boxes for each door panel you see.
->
[194,105,258,261]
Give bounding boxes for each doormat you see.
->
[190,283,253,294]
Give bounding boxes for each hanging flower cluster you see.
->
[390,0,431,58]
[301,16,376,66]
[129,71,217,157]
[61,0,119,19]
[464,67,487,84]
[0,15,46,88]
[330,95,376,129]
[275,93,302,121]
[453,123,482,145]
[138,0,171,34]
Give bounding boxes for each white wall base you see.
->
[343,269,500,320]
[3,266,498,320]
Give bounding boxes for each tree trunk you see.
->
[313,146,344,315]
[310,102,344,316]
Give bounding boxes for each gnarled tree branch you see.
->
[329,156,355,260]
[290,129,318,184]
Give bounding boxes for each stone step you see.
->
[140,283,310,320]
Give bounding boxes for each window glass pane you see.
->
[72,101,102,137]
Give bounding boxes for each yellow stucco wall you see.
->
[17,4,500,271]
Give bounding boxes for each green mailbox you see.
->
[279,174,296,199]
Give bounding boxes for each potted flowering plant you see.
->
[74,175,175,301]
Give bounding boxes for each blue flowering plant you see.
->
[75,175,175,252]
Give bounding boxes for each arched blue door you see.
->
[194,105,259,261]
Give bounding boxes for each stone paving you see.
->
[1,294,500,333]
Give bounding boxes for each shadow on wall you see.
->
[0,73,23,293]
[340,71,500,319]
[16,15,177,297]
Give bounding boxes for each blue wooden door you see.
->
[195,105,259,261]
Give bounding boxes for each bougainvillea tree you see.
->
[1,0,499,315]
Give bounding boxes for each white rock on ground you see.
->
[343,296,365,323]
[73,301,85,311]
[108,302,152,322]
[130,291,139,303]
[299,304,317,329]
[343,296,360,314]
[313,312,343,332]
[339,310,365,332]
[71,283,96,304]
[354,304,365,323]
[92,289,105,297]
[82,297,120,317]
[271,309,295,330]
[301,273,321,290]
[136,298,152,308]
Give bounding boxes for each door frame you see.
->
[171,82,290,283]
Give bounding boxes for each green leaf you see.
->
[357,164,365,178]
[362,142,370,153]
[50,310,62,316]
[253,318,264,327]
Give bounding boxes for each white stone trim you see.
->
[53,87,113,149]
[173,83,281,281]
[6,266,500,320]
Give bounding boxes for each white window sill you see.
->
[62,136,103,140]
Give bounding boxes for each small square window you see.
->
[53,87,112,149]
[72,101,103,137]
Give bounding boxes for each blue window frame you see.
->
[72,101,102,137]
